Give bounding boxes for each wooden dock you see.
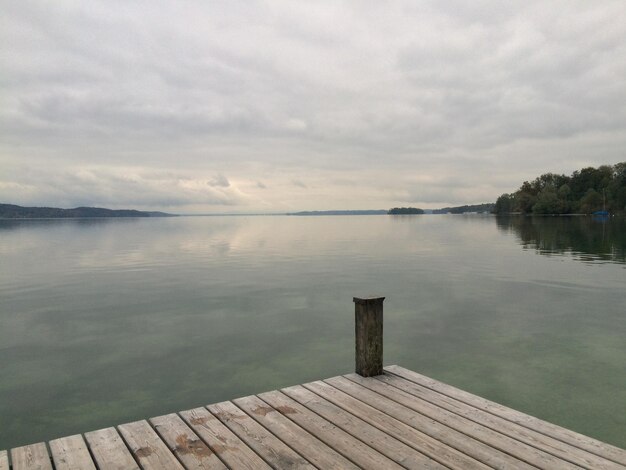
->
[2,298,625,469]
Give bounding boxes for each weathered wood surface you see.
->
[344,373,575,469]
[234,394,359,470]
[208,400,313,469]
[336,374,535,469]
[49,435,95,470]
[386,364,626,467]
[319,377,492,470]
[84,427,139,470]
[4,365,626,469]
[0,451,9,470]
[150,413,226,470]
[377,372,624,469]
[282,384,445,470]
[354,296,384,376]
[118,420,184,470]
[180,406,270,470]
[10,443,52,470]
[259,389,404,469]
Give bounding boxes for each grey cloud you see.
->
[1,1,625,211]
[208,174,230,188]
[292,180,307,189]
[0,167,245,210]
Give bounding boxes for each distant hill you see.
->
[0,203,176,219]
[436,203,495,214]
[287,210,387,216]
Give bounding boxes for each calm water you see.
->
[0,215,624,449]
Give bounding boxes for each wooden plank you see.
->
[10,443,52,470]
[118,420,183,470]
[7,364,624,470]
[49,434,96,470]
[330,375,537,469]
[0,450,9,470]
[233,395,360,470]
[281,384,447,470]
[180,406,271,470]
[378,372,624,470]
[150,413,227,469]
[387,364,626,466]
[259,389,405,470]
[299,380,492,470]
[345,373,575,470]
[327,375,526,470]
[208,400,313,469]
[84,427,140,470]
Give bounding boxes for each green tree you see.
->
[388,207,424,214]
[500,162,625,215]
[533,188,560,214]
[580,188,603,214]
[513,191,537,214]
[494,193,514,213]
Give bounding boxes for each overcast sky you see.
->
[2,1,625,212]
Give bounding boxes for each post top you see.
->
[353,296,385,304]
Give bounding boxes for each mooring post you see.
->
[354,296,385,377]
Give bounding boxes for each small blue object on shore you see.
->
[593,210,610,216]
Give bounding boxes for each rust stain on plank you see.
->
[251,405,274,416]
[275,405,298,415]
[135,447,153,458]
[175,434,214,458]
[189,416,210,426]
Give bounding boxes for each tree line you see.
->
[388,207,424,214]
[439,203,494,214]
[494,162,626,215]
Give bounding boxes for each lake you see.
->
[0,214,624,449]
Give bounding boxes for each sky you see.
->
[1,1,625,213]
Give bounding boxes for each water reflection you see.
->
[1,215,624,449]
[0,217,142,232]
[496,216,626,265]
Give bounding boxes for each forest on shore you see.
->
[494,162,626,215]
[388,207,425,214]
[0,203,174,218]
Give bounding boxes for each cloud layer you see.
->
[2,1,625,211]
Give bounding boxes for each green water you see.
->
[0,215,624,449]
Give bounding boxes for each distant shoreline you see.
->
[286,210,387,216]
[0,203,176,219]
[1,202,506,219]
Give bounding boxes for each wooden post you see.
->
[354,296,384,377]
